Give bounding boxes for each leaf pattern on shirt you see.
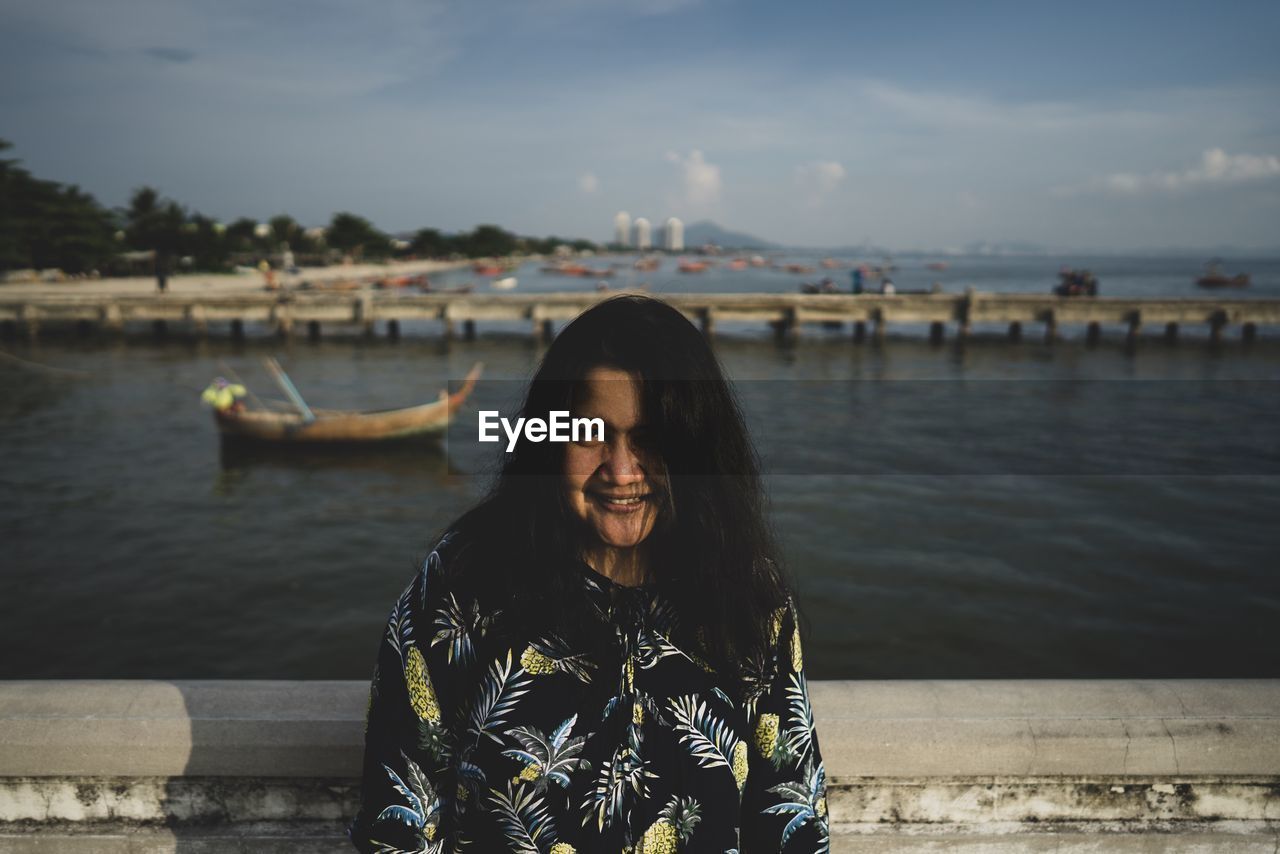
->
[351,535,830,853]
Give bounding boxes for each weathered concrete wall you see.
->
[1,680,1277,852]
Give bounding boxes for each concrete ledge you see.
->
[1,680,1277,851]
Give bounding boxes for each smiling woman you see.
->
[350,295,829,853]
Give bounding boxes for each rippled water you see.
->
[2,256,1278,680]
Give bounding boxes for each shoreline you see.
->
[0,258,470,299]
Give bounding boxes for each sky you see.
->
[2,0,1278,251]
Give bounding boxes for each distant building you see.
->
[664,217,684,252]
[633,218,651,250]
[614,212,631,247]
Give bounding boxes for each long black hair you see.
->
[443,295,791,682]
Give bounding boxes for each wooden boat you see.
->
[677,260,709,273]
[214,362,482,444]
[633,257,661,271]
[1197,273,1250,289]
[419,282,473,294]
[542,263,590,276]
[1196,260,1249,289]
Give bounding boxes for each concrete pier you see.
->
[0,679,1276,852]
[2,292,1278,343]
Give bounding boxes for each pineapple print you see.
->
[731,740,749,792]
[404,646,441,723]
[754,713,780,760]
[768,608,785,648]
[549,845,576,854]
[520,644,558,675]
[517,762,542,783]
[633,701,645,725]
[790,624,803,672]
[638,796,701,853]
[816,793,828,819]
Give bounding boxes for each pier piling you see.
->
[1210,311,1227,344]
[1126,311,1142,344]
[1164,322,1179,344]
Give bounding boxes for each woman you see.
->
[350,295,828,853]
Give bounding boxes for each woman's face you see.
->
[563,366,663,553]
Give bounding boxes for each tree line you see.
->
[0,139,597,276]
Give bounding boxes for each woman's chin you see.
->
[588,515,655,551]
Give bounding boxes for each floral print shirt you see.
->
[349,534,829,853]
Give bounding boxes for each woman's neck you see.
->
[584,543,652,587]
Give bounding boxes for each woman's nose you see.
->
[599,438,643,481]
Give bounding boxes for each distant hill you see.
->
[681,221,777,250]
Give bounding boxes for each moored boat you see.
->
[677,260,709,273]
[212,362,482,445]
[1196,259,1250,289]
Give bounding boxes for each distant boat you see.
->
[749,255,768,267]
[820,258,842,269]
[784,263,815,274]
[677,260,709,273]
[1196,259,1250,289]
[419,282,473,294]
[491,276,518,290]
[213,361,482,445]
[1054,268,1098,297]
[926,262,949,271]
[633,257,662,271]
[473,263,511,276]
[727,259,748,271]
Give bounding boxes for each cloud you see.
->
[794,160,846,204]
[142,47,194,63]
[578,172,599,194]
[665,148,721,207]
[1057,148,1280,196]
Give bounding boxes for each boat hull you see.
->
[212,364,480,445]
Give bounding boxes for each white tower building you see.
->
[614,212,631,247]
[664,217,684,252]
[633,217,651,250]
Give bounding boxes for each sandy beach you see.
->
[0,258,469,298]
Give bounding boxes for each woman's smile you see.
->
[563,366,663,555]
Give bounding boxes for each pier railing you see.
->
[1,680,1276,852]
[3,291,1278,342]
